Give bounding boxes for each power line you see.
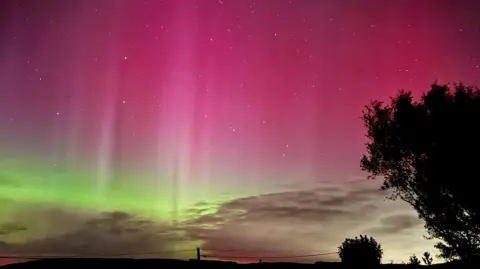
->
[0,249,338,260]
[0,255,70,259]
[202,249,331,253]
[201,251,337,259]
[0,250,412,265]
[0,249,196,259]
[100,249,195,257]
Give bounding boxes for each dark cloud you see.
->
[0,180,433,263]
[0,210,196,259]
[190,181,385,229]
[0,223,27,235]
[182,180,432,262]
[365,214,424,235]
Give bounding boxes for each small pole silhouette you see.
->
[196,247,201,260]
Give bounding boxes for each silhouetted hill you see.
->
[1,258,480,269]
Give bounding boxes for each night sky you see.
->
[1,0,480,264]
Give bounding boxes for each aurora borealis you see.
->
[1,0,480,265]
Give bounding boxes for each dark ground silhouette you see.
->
[1,258,480,269]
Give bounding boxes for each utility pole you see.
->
[196,247,201,260]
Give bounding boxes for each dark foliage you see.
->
[338,235,383,266]
[361,83,480,261]
[423,252,433,266]
[409,255,421,266]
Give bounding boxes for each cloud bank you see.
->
[0,179,434,263]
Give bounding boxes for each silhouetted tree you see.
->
[422,251,433,266]
[361,83,480,261]
[409,254,421,266]
[338,235,383,267]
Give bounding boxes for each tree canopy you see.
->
[338,235,383,266]
[361,83,480,261]
[422,251,433,265]
[409,254,421,266]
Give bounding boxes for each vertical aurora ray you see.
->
[62,3,92,170]
[156,1,200,222]
[91,3,129,201]
[95,69,119,198]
